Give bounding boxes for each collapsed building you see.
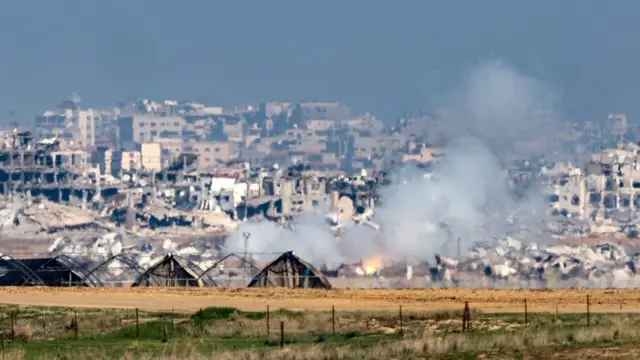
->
[248,251,332,289]
[0,254,100,287]
[0,128,384,244]
[131,254,215,287]
[3,232,639,289]
[321,238,640,289]
[545,142,640,238]
[8,125,640,290]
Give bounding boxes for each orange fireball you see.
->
[362,255,383,275]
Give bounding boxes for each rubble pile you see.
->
[0,198,112,238]
[130,197,239,233]
[0,193,239,241]
[426,238,640,288]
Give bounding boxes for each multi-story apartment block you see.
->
[118,115,185,144]
[189,141,238,170]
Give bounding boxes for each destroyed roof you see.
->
[0,255,100,287]
[248,251,332,289]
[132,254,216,287]
[199,253,260,287]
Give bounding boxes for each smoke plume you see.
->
[439,58,560,152]
[224,58,559,267]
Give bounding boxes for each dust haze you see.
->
[224,58,559,267]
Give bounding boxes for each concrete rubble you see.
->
[7,125,640,289]
[416,238,640,288]
[0,197,114,238]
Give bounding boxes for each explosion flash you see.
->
[362,255,383,275]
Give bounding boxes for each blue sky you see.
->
[1,0,639,123]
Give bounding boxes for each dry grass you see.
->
[1,287,640,313]
[65,321,640,360]
[0,305,184,341]
[3,304,640,359]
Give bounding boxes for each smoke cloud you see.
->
[439,58,560,151]
[224,58,558,267]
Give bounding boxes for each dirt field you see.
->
[1,287,640,313]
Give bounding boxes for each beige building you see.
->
[119,115,185,144]
[155,137,184,157]
[105,149,142,175]
[223,121,244,143]
[141,143,162,171]
[191,141,238,169]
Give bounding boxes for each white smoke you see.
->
[224,58,559,267]
[373,137,513,261]
[224,212,379,268]
[440,58,560,151]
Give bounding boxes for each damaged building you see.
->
[545,142,640,237]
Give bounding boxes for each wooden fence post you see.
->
[161,322,168,343]
[10,312,15,340]
[332,306,336,336]
[399,305,404,336]
[199,308,204,335]
[280,321,284,349]
[135,308,139,339]
[266,305,270,336]
[586,295,591,326]
[524,298,528,326]
[462,302,472,331]
[74,310,78,340]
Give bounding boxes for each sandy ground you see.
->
[1,287,640,313]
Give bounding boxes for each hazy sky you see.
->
[1,1,640,123]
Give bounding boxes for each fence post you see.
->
[199,308,204,335]
[135,308,139,339]
[10,312,15,340]
[524,298,528,326]
[462,301,471,331]
[74,310,78,340]
[161,322,168,343]
[586,295,591,326]
[266,305,270,336]
[332,305,336,336]
[462,304,466,331]
[399,305,404,336]
[171,306,175,327]
[280,321,284,349]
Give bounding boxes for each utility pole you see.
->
[243,232,251,282]
[244,164,250,221]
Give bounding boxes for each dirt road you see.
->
[1,287,640,313]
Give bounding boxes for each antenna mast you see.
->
[242,232,251,282]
